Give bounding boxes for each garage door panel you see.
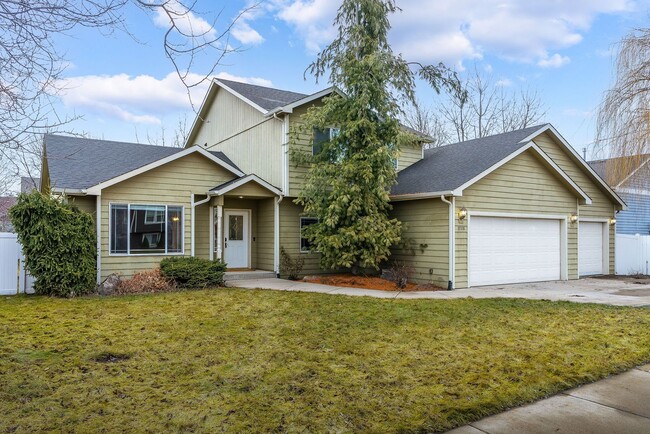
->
[469,216,561,286]
[579,222,604,276]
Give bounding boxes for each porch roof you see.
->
[209,174,282,197]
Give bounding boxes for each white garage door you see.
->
[469,216,562,286]
[579,222,604,276]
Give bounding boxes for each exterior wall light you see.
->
[570,213,578,224]
[458,207,468,220]
[609,217,617,225]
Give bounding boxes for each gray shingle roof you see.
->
[392,124,547,196]
[218,78,308,111]
[45,134,239,191]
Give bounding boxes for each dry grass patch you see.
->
[0,290,649,433]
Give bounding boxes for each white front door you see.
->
[579,222,605,276]
[223,210,250,268]
[469,216,562,286]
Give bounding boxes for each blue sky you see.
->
[52,0,649,158]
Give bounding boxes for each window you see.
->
[388,143,398,170]
[313,127,340,156]
[300,217,318,252]
[109,204,183,255]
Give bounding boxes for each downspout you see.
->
[96,194,101,285]
[440,195,454,290]
[273,112,289,196]
[191,193,212,257]
[274,194,284,277]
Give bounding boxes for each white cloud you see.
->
[152,0,217,40]
[495,78,513,87]
[58,72,273,124]
[537,53,571,68]
[214,72,273,87]
[232,21,264,44]
[269,0,632,66]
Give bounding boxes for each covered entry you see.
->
[468,214,565,287]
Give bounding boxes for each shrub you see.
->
[280,247,304,280]
[382,262,414,289]
[159,257,226,288]
[9,192,96,297]
[116,269,175,295]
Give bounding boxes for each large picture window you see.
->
[300,217,318,252]
[110,204,183,255]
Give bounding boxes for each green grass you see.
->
[1,290,649,433]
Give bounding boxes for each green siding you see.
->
[390,199,449,285]
[454,149,579,288]
[534,132,617,274]
[194,202,210,260]
[100,152,236,279]
[256,198,275,271]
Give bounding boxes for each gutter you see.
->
[440,195,455,290]
[191,194,212,257]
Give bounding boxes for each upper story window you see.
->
[388,143,398,170]
[110,204,183,255]
[313,127,340,156]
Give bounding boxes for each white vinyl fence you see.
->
[0,233,34,295]
[616,234,650,276]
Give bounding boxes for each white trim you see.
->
[191,194,211,257]
[440,195,454,289]
[283,114,290,195]
[578,218,610,277]
[299,216,319,253]
[52,188,87,195]
[453,142,592,204]
[466,211,569,288]
[86,146,244,195]
[209,205,214,261]
[223,209,252,268]
[390,191,456,202]
[266,87,340,116]
[107,202,185,256]
[185,80,218,147]
[96,194,101,284]
[521,124,627,210]
[617,187,650,196]
[216,205,223,260]
[210,174,282,197]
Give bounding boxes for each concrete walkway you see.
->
[225,277,650,307]
[447,364,650,434]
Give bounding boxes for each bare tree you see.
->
[596,28,650,186]
[436,68,547,144]
[143,114,190,147]
[402,101,450,148]
[0,0,257,189]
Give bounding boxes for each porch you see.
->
[191,174,281,275]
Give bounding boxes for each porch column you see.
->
[216,201,224,261]
[274,196,281,276]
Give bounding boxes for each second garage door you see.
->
[469,216,562,286]
[579,222,604,276]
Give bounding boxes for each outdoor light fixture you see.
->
[609,217,617,225]
[458,207,468,220]
[238,195,244,199]
[172,216,180,222]
[570,213,578,224]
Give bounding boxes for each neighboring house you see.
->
[21,176,40,193]
[589,156,650,235]
[0,196,17,232]
[41,79,626,288]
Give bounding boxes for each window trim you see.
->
[299,216,319,253]
[108,202,185,256]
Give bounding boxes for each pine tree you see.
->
[293,0,458,273]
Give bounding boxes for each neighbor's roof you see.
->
[589,154,650,187]
[217,79,308,112]
[44,134,239,191]
[20,176,40,193]
[392,125,546,196]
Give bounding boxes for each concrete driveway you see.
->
[226,276,650,307]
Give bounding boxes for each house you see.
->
[589,155,650,235]
[0,196,17,232]
[40,78,626,288]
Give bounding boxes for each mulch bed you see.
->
[303,274,444,292]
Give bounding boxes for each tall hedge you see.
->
[10,192,96,297]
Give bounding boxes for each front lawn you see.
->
[1,290,649,433]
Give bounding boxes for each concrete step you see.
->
[224,270,276,281]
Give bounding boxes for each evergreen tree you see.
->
[293,0,458,273]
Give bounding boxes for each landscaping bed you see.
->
[303,273,444,291]
[1,290,649,432]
